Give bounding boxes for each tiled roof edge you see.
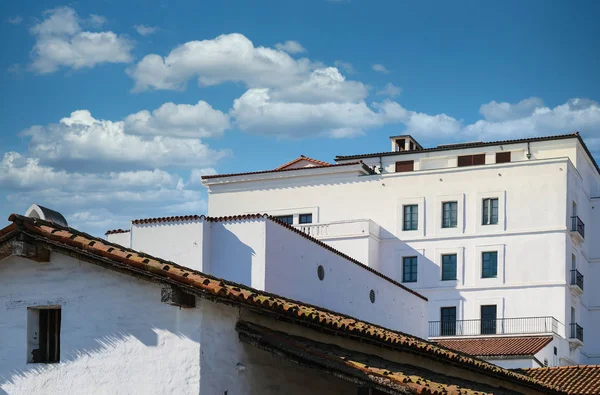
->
[201,161,372,180]
[0,214,565,394]
[335,132,581,160]
[274,156,331,170]
[131,215,204,225]
[104,229,130,236]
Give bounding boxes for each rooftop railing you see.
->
[429,316,561,338]
[571,216,585,239]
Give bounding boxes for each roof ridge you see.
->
[104,229,130,236]
[202,161,370,180]
[274,155,331,171]
[0,214,565,394]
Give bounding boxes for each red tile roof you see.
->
[131,215,203,225]
[0,214,565,394]
[517,365,600,395]
[239,321,520,395]
[201,161,372,180]
[274,155,331,170]
[435,336,553,358]
[104,229,130,236]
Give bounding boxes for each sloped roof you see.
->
[435,336,553,358]
[0,214,565,394]
[517,365,600,395]
[274,155,331,170]
[238,321,522,395]
[201,161,372,180]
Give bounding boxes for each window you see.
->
[482,198,499,225]
[441,254,457,281]
[403,205,418,231]
[480,305,497,335]
[275,215,293,225]
[28,307,61,363]
[299,214,313,224]
[496,152,511,163]
[395,160,414,173]
[482,251,498,278]
[402,256,418,283]
[442,202,458,228]
[457,154,486,167]
[441,307,457,336]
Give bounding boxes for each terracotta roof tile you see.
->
[201,161,371,180]
[104,229,130,236]
[274,155,331,170]
[0,214,567,394]
[239,322,524,395]
[435,336,553,357]
[517,365,600,395]
[131,215,203,225]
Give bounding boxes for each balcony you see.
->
[569,323,584,347]
[295,219,380,240]
[570,269,584,294]
[570,216,585,241]
[429,316,561,338]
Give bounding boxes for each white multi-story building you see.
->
[202,132,600,368]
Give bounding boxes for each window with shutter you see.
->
[457,154,486,167]
[496,152,511,163]
[395,160,414,172]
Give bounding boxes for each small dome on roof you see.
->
[24,204,68,227]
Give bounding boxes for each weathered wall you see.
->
[0,254,358,394]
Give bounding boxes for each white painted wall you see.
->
[204,136,599,366]
[264,220,427,336]
[0,255,358,394]
[106,231,130,247]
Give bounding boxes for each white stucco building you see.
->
[1,208,567,395]
[201,132,600,368]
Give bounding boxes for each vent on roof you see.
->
[25,204,68,227]
[437,141,483,148]
[390,135,422,153]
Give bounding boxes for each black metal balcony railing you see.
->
[570,269,584,291]
[429,316,560,338]
[571,216,585,239]
[570,323,584,343]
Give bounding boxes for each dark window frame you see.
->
[403,204,418,231]
[482,198,499,225]
[441,307,457,336]
[402,256,418,283]
[496,151,511,163]
[442,201,458,228]
[298,213,313,224]
[31,308,61,363]
[482,251,498,278]
[441,254,457,281]
[395,160,414,173]
[458,154,486,167]
[480,305,497,335]
[275,215,294,225]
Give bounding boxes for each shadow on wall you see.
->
[211,225,256,287]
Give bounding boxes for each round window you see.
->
[317,265,325,281]
[369,289,376,303]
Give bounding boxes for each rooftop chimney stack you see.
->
[390,135,422,153]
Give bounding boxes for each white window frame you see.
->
[396,197,425,238]
[435,194,465,236]
[475,191,506,234]
[471,244,505,286]
[435,247,464,287]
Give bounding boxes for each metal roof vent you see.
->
[25,204,68,227]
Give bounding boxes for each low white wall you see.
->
[264,220,427,337]
[106,231,130,247]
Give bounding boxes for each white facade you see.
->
[0,254,356,394]
[110,215,427,337]
[203,134,600,366]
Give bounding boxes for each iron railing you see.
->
[570,269,584,291]
[571,216,585,239]
[570,323,584,342]
[429,316,561,338]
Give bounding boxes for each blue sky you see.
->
[1,0,599,234]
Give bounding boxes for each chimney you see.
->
[390,135,422,153]
[24,204,68,227]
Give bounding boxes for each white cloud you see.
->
[22,109,229,170]
[128,33,316,91]
[30,7,133,74]
[124,101,230,138]
[134,25,158,36]
[89,14,107,27]
[376,83,402,98]
[6,16,23,25]
[275,40,306,54]
[479,97,545,122]
[372,64,390,74]
[334,60,355,74]
[231,89,401,138]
